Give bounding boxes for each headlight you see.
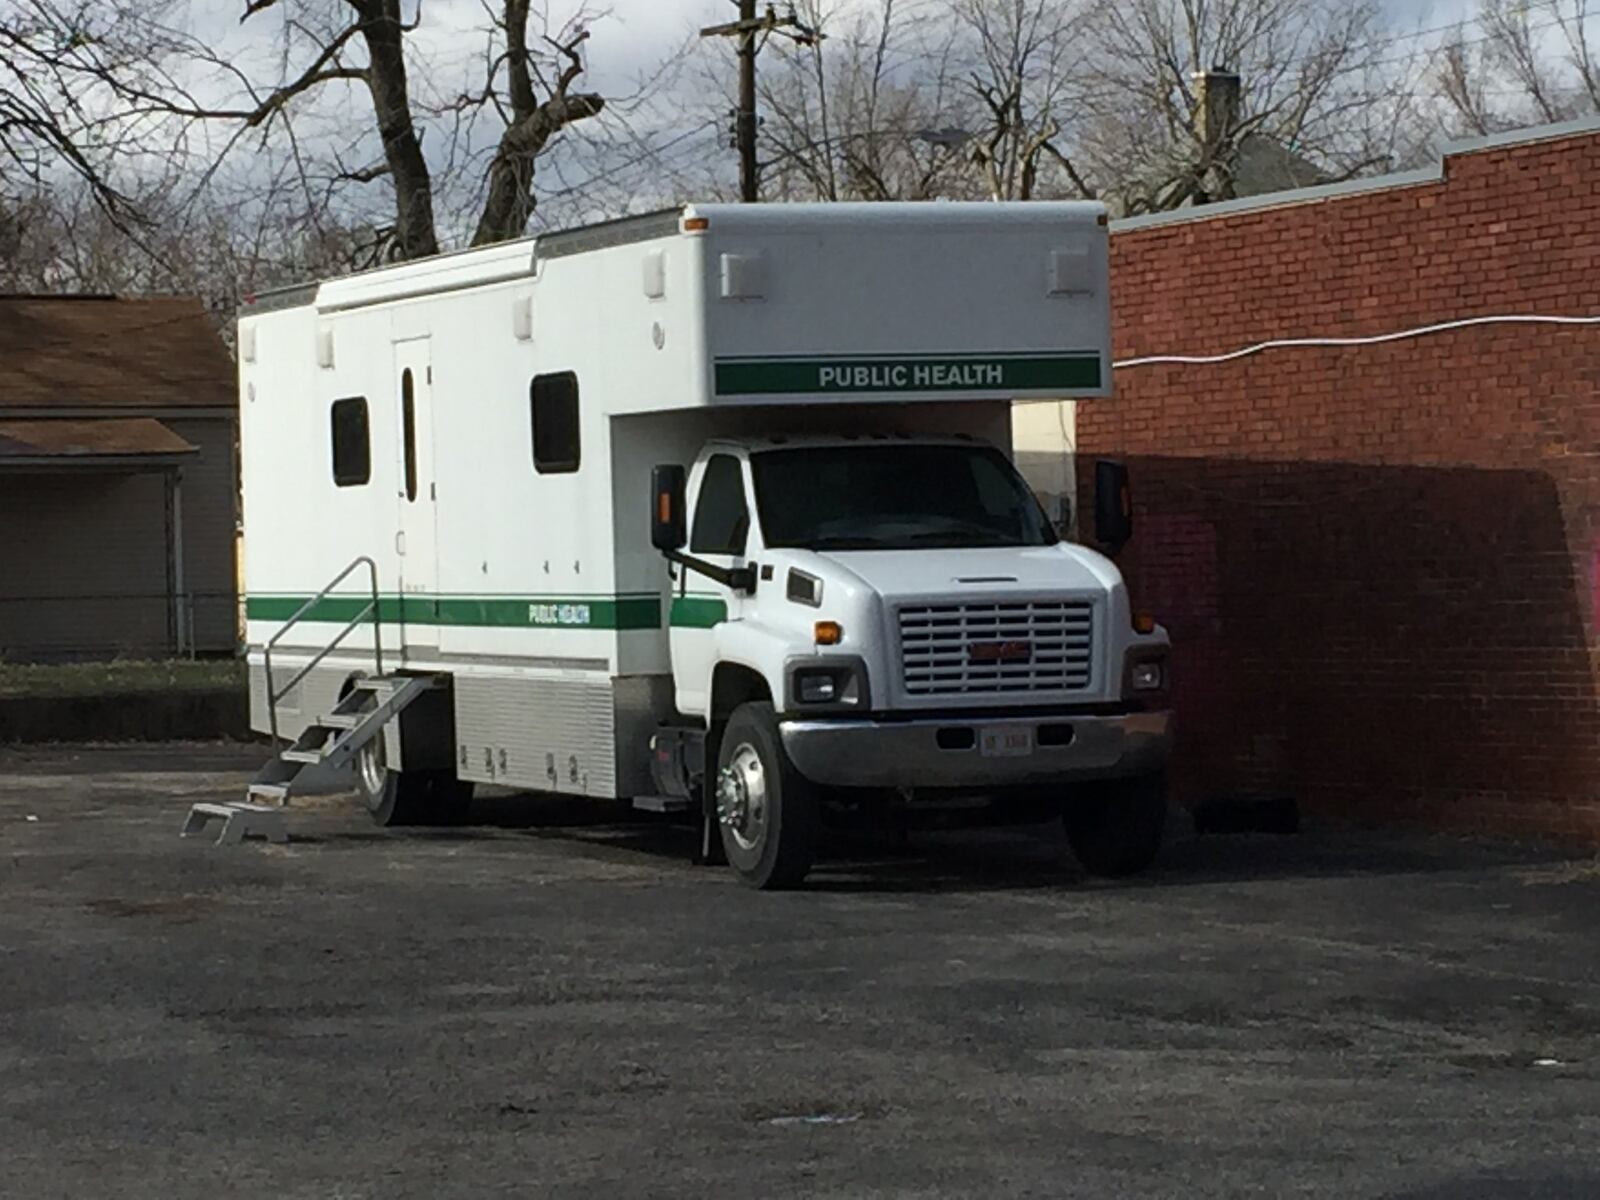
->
[797,671,838,703]
[787,659,868,709]
[1129,659,1165,692]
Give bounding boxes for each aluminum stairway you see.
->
[184,555,416,844]
[247,674,436,805]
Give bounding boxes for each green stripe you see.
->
[669,596,727,629]
[246,594,662,631]
[714,352,1102,396]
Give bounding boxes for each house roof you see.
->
[0,295,234,410]
[1235,134,1332,197]
[0,418,198,467]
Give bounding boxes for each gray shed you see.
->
[0,295,238,661]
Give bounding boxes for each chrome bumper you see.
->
[779,710,1172,790]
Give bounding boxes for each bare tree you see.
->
[1082,0,1412,214]
[56,0,615,262]
[0,166,381,337]
[949,0,1096,201]
[0,1,186,217]
[755,0,977,202]
[1432,1,1600,136]
[741,0,1434,212]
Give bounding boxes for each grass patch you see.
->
[0,658,245,699]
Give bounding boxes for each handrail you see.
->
[263,556,384,745]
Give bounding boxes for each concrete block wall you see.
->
[1078,122,1600,841]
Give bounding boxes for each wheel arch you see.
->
[710,661,773,726]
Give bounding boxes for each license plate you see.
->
[980,725,1033,758]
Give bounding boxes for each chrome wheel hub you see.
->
[357,737,387,808]
[717,743,768,853]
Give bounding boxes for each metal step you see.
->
[182,801,288,846]
[244,673,437,809]
[632,795,693,814]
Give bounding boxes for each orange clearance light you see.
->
[682,216,711,232]
[814,621,843,646]
[1133,613,1157,635]
[657,491,672,523]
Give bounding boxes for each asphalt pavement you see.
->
[3,743,1598,1199]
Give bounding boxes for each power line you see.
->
[533,119,721,204]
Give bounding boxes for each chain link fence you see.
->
[0,591,240,662]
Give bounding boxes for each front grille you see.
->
[897,600,1095,696]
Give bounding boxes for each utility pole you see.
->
[700,2,820,203]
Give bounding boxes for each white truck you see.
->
[238,201,1172,888]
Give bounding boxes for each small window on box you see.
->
[401,369,418,502]
[330,397,370,487]
[531,372,580,474]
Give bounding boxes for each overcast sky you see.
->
[173,0,1570,236]
[186,1,1491,95]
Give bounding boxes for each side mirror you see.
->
[1093,459,1132,555]
[651,464,687,552]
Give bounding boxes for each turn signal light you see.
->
[683,216,711,232]
[1133,613,1157,635]
[814,621,843,646]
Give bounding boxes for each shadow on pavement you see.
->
[1385,1172,1600,1199]
[331,788,1590,894]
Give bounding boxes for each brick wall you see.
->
[1081,122,1600,842]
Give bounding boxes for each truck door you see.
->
[393,339,439,659]
[670,452,755,717]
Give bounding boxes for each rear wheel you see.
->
[716,702,818,889]
[355,737,473,827]
[1063,772,1168,878]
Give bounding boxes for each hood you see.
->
[812,542,1121,603]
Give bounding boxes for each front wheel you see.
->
[715,702,818,889]
[1063,772,1168,878]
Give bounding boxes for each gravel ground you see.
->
[3,742,1599,1199]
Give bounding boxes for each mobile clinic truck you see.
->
[238,202,1172,888]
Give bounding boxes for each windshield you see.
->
[751,443,1057,551]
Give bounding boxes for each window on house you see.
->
[331,397,370,487]
[531,372,580,474]
[690,454,750,556]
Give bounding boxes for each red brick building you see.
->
[1083,117,1600,842]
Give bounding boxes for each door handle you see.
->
[395,530,406,556]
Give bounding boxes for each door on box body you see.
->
[393,339,439,660]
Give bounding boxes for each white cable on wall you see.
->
[1113,313,1600,370]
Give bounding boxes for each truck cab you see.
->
[653,433,1172,888]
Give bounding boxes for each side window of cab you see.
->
[690,454,749,556]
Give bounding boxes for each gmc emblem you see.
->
[969,640,1032,664]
